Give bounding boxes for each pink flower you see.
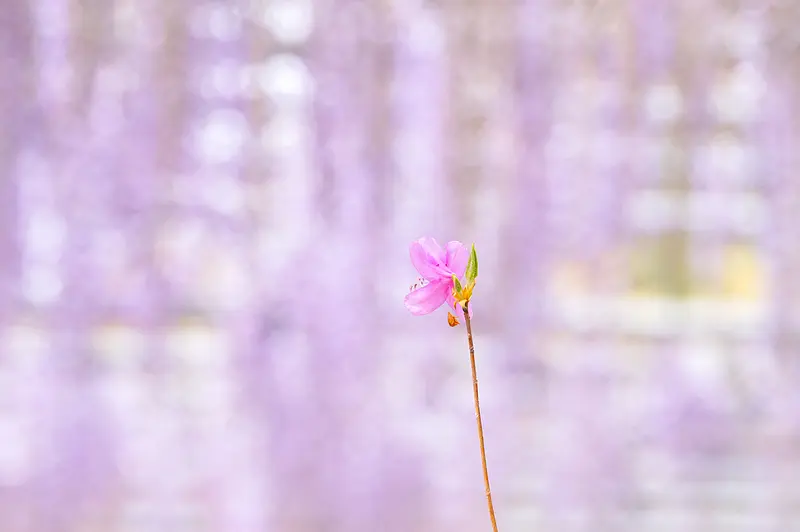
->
[404,237,471,317]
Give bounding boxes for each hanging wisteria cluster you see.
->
[1,0,800,531]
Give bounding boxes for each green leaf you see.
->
[452,274,463,294]
[465,244,478,282]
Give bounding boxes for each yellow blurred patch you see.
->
[720,244,764,300]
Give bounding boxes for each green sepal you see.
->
[465,244,478,283]
[452,274,463,295]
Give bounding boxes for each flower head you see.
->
[404,237,476,323]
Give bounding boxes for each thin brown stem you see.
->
[463,302,499,532]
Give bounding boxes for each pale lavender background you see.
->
[1,0,800,531]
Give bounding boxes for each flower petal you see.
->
[409,238,450,281]
[444,241,469,278]
[404,280,449,315]
[418,237,445,262]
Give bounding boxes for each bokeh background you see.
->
[2,0,800,530]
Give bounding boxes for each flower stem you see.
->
[462,302,499,532]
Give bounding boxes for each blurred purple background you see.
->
[2,0,800,531]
